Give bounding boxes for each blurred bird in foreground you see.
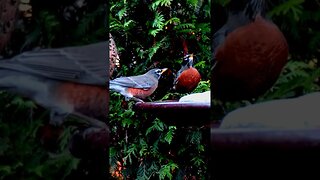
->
[212,0,289,101]
[109,68,168,102]
[0,41,110,178]
[173,54,201,93]
[0,42,108,127]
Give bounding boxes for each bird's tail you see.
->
[0,69,17,89]
[109,81,124,93]
[109,80,116,89]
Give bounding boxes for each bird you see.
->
[212,0,289,101]
[173,54,201,93]
[0,42,108,127]
[0,41,110,178]
[151,67,175,100]
[109,68,168,102]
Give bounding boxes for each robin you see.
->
[0,42,109,127]
[0,41,111,178]
[173,54,201,93]
[109,68,168,102]
[212,0,289,101]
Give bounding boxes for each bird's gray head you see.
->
[147,68,168,79]
[182,54,194,68]
[228,0,266,20]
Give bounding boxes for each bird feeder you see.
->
[210,127,320,179]
[133,101,212,127]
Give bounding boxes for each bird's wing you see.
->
[0,42,107,85]
[213,13,250,54]
[174,65,188,84]
[110,74,157,89]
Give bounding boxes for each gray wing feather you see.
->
[110,74,157,89]
[213,12,250,55]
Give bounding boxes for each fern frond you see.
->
[269,0,304,20]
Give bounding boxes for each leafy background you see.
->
[109,0,211,179]
[110,0,320,179]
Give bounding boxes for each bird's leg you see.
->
[132,97,144,103]
[125,96,144,103]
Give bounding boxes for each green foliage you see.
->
[0,92,79,180]
[268,0,304,21]
[259,60,320,101]
[13,1,106,53]
[193,80,210,93]
[158,161,179,180]
[151,0,173,10]
[39,11,61,46]
[110,0,211,79]
[110,1,211,177]
[110,90,209,179]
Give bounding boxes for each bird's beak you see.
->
[189,54,194,61]
[161,68,168,74]
[188,54,195,67]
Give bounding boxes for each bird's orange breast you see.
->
[127,85,157,99]
[175,67,201,93]
[213,15,289,100]
[55,82,107,119]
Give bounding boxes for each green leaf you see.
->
[191,156,205,166]
[269,0,304,21]
[164,126,176,144]
[164,17,180,25]
[146,118,166,135]
[151,0,172,10]
[158,162,178,180]
[0,165,11,175]
[117,7,127,20]
[123,144,137,165]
